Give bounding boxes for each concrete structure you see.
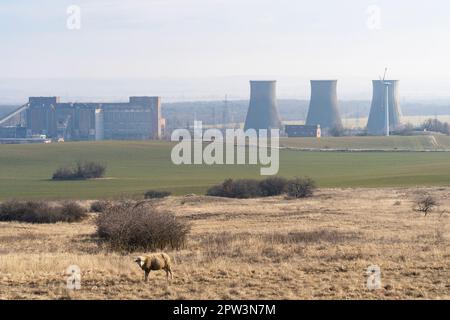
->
[0,126,27,139]
[366,80,403,135]
[306,80,343,131]
[95,109,104,141]
[26,97,60,137]
[244,81,282,131]
[103,97,161,140]
[2,96,161,141]
[285,124,321,138]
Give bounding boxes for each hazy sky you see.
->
[1,0,450,100]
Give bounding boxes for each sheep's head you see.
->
[134,256,145,268]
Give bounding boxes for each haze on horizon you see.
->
[1,0,450,102]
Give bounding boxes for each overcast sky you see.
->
[1,0,450,101]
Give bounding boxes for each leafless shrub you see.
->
[206,179,261,199]
[207,177,289,199]
[144,190,171,199]
[90,200,111,213]
[286,177,316,198]
[52,161,106,180]
[0,200,87,223]
[415,195,438,216]
[95,202,190,252]
[258,177,288,197]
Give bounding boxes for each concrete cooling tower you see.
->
[366,80,402,135]
[306,80,343,130]
[244,80,282,131]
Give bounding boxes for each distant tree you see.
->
[395,123,416,136]
[421,119,450,134]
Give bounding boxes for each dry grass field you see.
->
[0,187,449,300]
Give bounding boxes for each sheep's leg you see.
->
[144,270,150,282]
[166,266,174,280]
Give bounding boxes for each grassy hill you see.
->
[0,138,450,200]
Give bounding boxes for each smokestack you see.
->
[306,80,343,130]
[244,80,281,131]
[366,80,402,135]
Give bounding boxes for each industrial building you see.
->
[0,96,162,141]
[244,81,282,131]
[366,80,403,135]
[305,80,343,131]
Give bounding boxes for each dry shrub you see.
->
[90,200,111,213]
[52,161,106,180]
[144,190,171,199]
[95,202,190,252]
[207,179,261,199]
[0,200,87,223]
[415,195,438,216]
[258,177,288,197]
[207,177,289,199]
[286,177,316,198]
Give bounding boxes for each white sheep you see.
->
[134,253,173,281]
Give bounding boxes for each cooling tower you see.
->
[306,80,343,130]
[244,80,282,131]
[366,80,402,135]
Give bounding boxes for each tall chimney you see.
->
[244,80,282,131]
[366,80,402,135]
[306,80,343,130]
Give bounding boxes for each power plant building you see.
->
[305,80,343,131]
[366,80,403,135]
[4,96,162,141]
[285,124,321,138]
[244,81,282,131]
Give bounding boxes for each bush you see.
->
[258,177,288,196]
[207,177,292,199]
[90,200,111,213]
[144,190,171,199]
[207,179,261,199]
[229,179,261,199]
[52,161,106,180]
[415,195,438,216]
[0,200,87,223]
[286,177,316,198]
[95,202,190,252]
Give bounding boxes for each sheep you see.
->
[134,253,173,281]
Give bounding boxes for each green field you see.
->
[1,138,450,200]
[280,135,450,150]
